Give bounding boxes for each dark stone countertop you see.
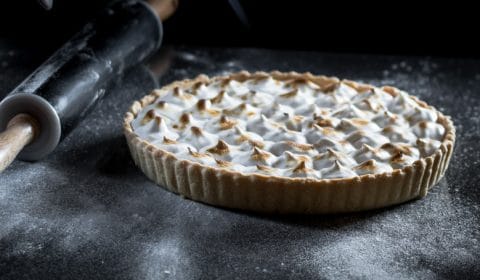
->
[1,43,479,279]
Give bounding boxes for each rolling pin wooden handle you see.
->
[148,0,179,21]
[0,114,39,172]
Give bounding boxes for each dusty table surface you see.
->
[1,43,479,279]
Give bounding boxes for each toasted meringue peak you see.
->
[321,161,357,179]
[292,161,310,174]
[222,103,258,118]
[187,147,206,158]
[281,160,320,178]
[337,118,381,133]
[256,164,278,175]
[196,99,210,111]
[141,109,159,125]
[172,87,194,101]
[356,95,386,112]
[275,114,305,131]
[228,126,263,145]
[321,82,340,93]
[416,138,442,157]
[380,143,419,158]
[175,112,205,131]
[332,104,370,119]
[218,115,238,130]
[280,89,298,98]
[231,147,277,166]
[372,110,408,128]
[269,141,315,156]
[179,112,191,124]
[285,77,320,89]
[191,126,203,136]
[156,100,167,109]
[135,110,179,141]
[313,137,355,154]
[133,73,449,179]
[352,143,390,163]
[215,159,232,168]
[346,130,390,149]
[312,117,336,128]
[313,149,357,170]
[179,147,217,165]
[207,140,230,155]
[353,159,393,175]
[163,136,177,144]
[210,90,226,104]
[251,147,271,161]
[389,151,416,169]
[182,126,218,149]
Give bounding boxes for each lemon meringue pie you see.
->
[124,71,455,213]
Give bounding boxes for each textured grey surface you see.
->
[1,43,480,279]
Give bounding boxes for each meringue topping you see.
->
[132,73,447,179]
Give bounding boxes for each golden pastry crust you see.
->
[123,71,455,213]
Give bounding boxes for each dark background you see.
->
[1,1,480,279]
[0,0,479,58]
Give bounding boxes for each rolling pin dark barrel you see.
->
[0,0,177,171]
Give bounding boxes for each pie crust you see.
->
[123,71,455,213]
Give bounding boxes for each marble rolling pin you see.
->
[0,0,178,172]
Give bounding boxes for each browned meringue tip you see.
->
[354,159,377,171]
[173,87,193,100]
[247,139,265,149]
[313,117,334,127]
[285,141,314,151]
[207,140,230,155]
[219,78,231,87]
[210,90,226,104]
[223,103,248,116]
[362,99,384,112]
[360,143,377,152]
[190,126,203,136]
[196,99,209,111]
[251,147,271,161]
[293,160,309,174]
[179,113,192,124]
[218,115,237,130]
[141,109,163,126]
[252,72,270,82]
[339,79,373,93]
[284,151,296,161]
[163,136,177,144]
[191,81,206,93]
[381,143,414,156]
[187,147,208,158]
[215,159,232,167]
[156,100,167,109]
[350,118,370,126]
[256,164,275,173]
[326,148,341,157]
[322,82,340,93]
[381,86,400,97]
[279,89,298,98]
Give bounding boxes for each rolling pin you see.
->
[0,0,178,172]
